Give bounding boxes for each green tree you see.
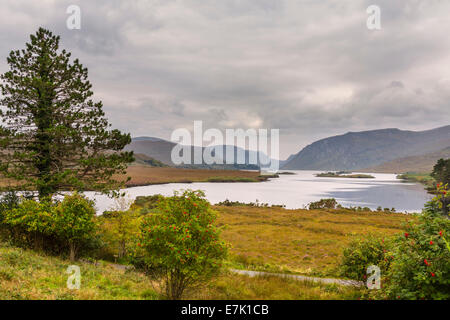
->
[431,158,450,215]
[0,28,133,200]
[53,193,97,261]
[99,197,141,260]
[130,190,228,299]
[431,158,450,186]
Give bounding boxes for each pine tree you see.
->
[0,28,134,199]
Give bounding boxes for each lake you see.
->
[85,171,432,214]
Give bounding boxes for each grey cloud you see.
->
[0,0,449,158]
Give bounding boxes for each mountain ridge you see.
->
[282,125,450,170]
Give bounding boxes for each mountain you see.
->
[124,138,177,165]
[361,147,450,173]
[132,153,168,167]
[282,125,450,171]
[124,137,271,170]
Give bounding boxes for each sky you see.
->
[0,0,449,159]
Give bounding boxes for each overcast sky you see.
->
[1,0,449,159]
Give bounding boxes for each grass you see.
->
[214,205,410,277]
[0,203,410,300]
[0,242,158,300]
[396,172,435,189]
[0,166,274,189]
[117,166,274,187]
[186,271,361,300]
[0,241,363,300]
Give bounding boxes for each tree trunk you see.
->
[69,242,77,262]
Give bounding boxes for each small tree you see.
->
[99,197,141,260]
[53,193,97,261]
[0,28,133,199]
[131,190,228,299]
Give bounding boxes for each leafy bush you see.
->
[132,194,165,214]
[379,199,450,300]
[2,198,55,249]
[1,193,98,260]
[53,193,98,261]
[130,189,228,299]
[339,234,392,281]
[98,208,141,261]
[308,198,338,210]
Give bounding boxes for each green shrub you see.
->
[339,234,392,281]
[379,199,450,300]
[53,193,98,261]
[130,189,228,299]
[3,198,55,250]
[98,209,141,261]
[308,198,338,210]
[2,193,98,261]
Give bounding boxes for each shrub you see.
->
[99,208,141,261]
[308,198,338,210]
[53,193,98,261]
[379,198,450,300]
[2,198,55,249]
[130,189,228,299]
[132,194,164,214]
[339,234,392,281]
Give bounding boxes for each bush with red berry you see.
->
[375,187,450,300]
[129,189,228,299]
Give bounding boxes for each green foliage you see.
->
[2,198,55,249]
[98,207,141,261]
[53,193,98,261]
[132,195,165,214]
[308,198,338,210]
[0,28,133,199]
[340,190,450,300]
[0,193,97,260]
[431,158,450,186]
[130,189,228,299]
[380,206,450,300]
[339,234,392,281]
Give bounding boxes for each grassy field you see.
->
[0,241,361,300]
[120,166,272,187]
[215,206,410,277]
[0,242,157,300]
[0,204,410,300]
[186,272,361,300]
[0,166,273,189]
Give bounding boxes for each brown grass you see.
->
[121,166,267,187]
[215,206,411,277]
[186,272,361,300]
[0,166,268,188]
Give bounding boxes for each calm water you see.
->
[85,171,431,214]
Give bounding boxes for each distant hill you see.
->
[282,125,450,170]
[125,137,271,170]
[132,153,168,167]
[361,147,450,173]
[125,138,177,165]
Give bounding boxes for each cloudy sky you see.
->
[1,0,449,158]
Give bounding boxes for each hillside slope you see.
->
[361,147,450,173]
[282,126,450,170]
[124,137,270,170]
